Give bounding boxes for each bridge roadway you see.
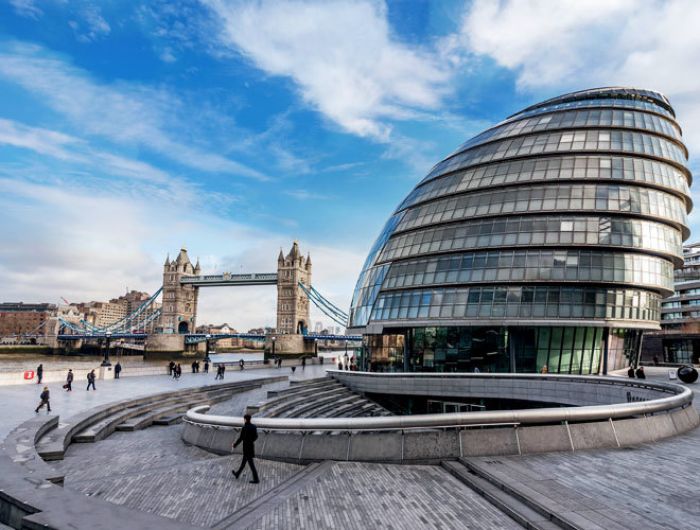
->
[4,368,698,529]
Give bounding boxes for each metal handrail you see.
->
[184,374,693,432]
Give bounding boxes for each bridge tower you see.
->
[159,247,200,334]
[276,242,311,334]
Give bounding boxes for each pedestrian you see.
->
[35,386,51,413]
[635,366,646,379]
[540,364,549,374]
[291,365,296,374]
[343,353,349,370]
[301,357,306,370]
[221,364,226,379]
[192,360,197,373]
[36,363,43,384]
[64,369,73,391]
[278,357,282,368]
[239,359,245,371]
[204,360,209,373]
[473,366,481,373]
[195,360,200,373]
[627,365,635,378]
[114,362,122,379]
[176,364,182,379]
[652,355,660,366]
[86,369,96,391]
[337,360,343,370]
[215,365,222,380]
[168,361,175,376]
[232,414,259,484]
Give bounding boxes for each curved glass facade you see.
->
[349,87,692,374]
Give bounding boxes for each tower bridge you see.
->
[51,242,360,357]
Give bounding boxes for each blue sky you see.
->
[1,0,699,330]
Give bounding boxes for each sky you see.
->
[1,0,700,331]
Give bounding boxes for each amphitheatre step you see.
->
[36,376,287,460]
[288,376,329,386]
[116,389,237,431]
[253,384,344,416]
[262,387,348,418]
[302,393,364,417]
[441,461,562,530]
[266,378,339,397]
[115,400,207,432]
[152,414,183,426]
[278,389,360,418]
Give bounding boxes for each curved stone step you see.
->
[263,387,349,418]
[36,376,287,460]
[279,390,361,418]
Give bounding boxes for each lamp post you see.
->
[205,334,211,362]
[101,331,112,367]
[272,336,276,357]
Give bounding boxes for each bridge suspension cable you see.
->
[57,287,163,335]
[298,282,349,328]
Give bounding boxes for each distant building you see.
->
[643,243,700,364]
[0,302,56,338]
[314,321,323,334]
[75,300,128,329]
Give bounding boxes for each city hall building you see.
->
[348,88,692,374]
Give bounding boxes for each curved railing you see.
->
[184,372,694,432]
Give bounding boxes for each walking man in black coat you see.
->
[114,362,122,379]
[35,386,51,413]
[36,363,43,384]
[232,414,259,483]
[65,369,73,391]
[86,369,96,391]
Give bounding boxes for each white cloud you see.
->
[8,0,42,19]
[68,4,111,42]
[460,0,700,151]
[0,41,268,181]
[0,118,82,161]
[202,0,450,140]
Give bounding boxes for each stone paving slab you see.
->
[468,376,700,530]
[245,461,521,530]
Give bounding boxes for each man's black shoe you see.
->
[232,470,239,479]
[249,480,259,484]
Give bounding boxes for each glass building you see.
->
[349,88,692,374]
[642,242,700,365]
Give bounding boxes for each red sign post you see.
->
[24,370,35,380]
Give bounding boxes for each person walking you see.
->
[204,360,209,374]
[627,365,636,378]
[64,369,73,391]
[168,361,175,376]
[114,362,122,379]
[195,360,200,373]
[86,369,96,391]
[176,364,182,380]
[36,363,43,384]
[301,357,306,370]
[635,366,646,379]
[192,360,197,373]
[35,386,51,413]
[343,353,349,370]
[215,364,222,380]
[221,364,226,379]
[239,359,245,371]
[232,414,259,483]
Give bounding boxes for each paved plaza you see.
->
[1,365,698,529]
[0,363,326,439]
